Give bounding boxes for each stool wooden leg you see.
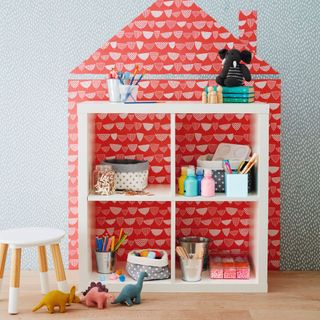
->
[0,244,9,297]
[8,248,21,314]
[50,244,68,292]
[37,246,49,294]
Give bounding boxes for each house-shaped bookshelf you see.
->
[68,0,281,272]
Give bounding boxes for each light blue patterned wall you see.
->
[0,0,319,270]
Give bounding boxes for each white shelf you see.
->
[78,101,269,115]
[77,101,269,293]
[88,184,172,202]
[87,269,264,293]
[88,187,258,202]
[175,193,259,202]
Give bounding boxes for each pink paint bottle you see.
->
[201,169,215,197]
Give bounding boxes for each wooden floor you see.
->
[0,271,319,319]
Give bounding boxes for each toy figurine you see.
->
[216,48,252,87]
[111,271,148,306]
[81,282,114,309]
[32,286,80,313]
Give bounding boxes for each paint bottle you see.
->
[178,166,188,195]
[196,168,204,195]
[184,167,198,197]
[201,169,215,197]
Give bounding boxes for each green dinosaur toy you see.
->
[32,286,80,313]
[111,271,148,306]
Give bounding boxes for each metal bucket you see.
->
[96,251,116,274]
[178,237,210,270]
[180,255,203,282]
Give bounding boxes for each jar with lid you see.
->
[92,164,116,195]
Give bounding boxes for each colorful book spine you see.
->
[222,93,255,98]
[223,97,255,103]
[205,86,254,94]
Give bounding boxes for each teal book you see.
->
[222,93,255,98]
[223,97,255,103]
[205,86,254,94]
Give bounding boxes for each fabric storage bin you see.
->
[102,159,148,191]
[126,250,171,281]
[197,154,255,193]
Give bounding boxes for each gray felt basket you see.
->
[126,250,171,281]
[102,159,149,192]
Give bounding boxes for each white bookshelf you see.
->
[77,101,269,293]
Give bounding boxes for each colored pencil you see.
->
[135,71,145,86]
[102,236,108,252]
[118,228,123,242]
[106,237,112,252]
[111,236,115,251]
[130,65,139,85]
[114,234,127,252]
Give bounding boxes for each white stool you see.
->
[0,227,68,314]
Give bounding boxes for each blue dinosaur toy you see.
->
[111,271,148,306]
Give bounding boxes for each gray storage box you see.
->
[126,250,171,281]
[197,154,255,193]
[102,159,149,192]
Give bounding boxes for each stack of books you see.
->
[205,86,255,103]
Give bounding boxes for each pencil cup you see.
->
[119,85,138,103]
[107,79,121,102]
[96,251,116,274]
[225,174,248,197]
[180,255,203,282]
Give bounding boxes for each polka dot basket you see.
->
[126,249,171,281]
[102,159,149,192]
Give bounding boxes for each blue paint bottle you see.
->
[196,168,204,196]
[184,167,198,197]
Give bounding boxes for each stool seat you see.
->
[0,227,65,248]
[0,227,68,314]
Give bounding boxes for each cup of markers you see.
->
[95,230,127,274]
[106,65,145,103]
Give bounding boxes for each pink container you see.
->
[210,262,223,279]
[223,262,237,279]
[234,256,250,279]
[201,169,215,197]
[209,255,251,280]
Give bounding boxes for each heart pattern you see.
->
[68,0,281,271]
[71,3,277,75]
[176,202,252,255]
[95,201,171,259]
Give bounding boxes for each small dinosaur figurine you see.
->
[80,282,114,309]
[32,286,80,313]
[111,271,148,307]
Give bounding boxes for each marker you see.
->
[223,160,232,174]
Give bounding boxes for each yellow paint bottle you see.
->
[178,166,188,195]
